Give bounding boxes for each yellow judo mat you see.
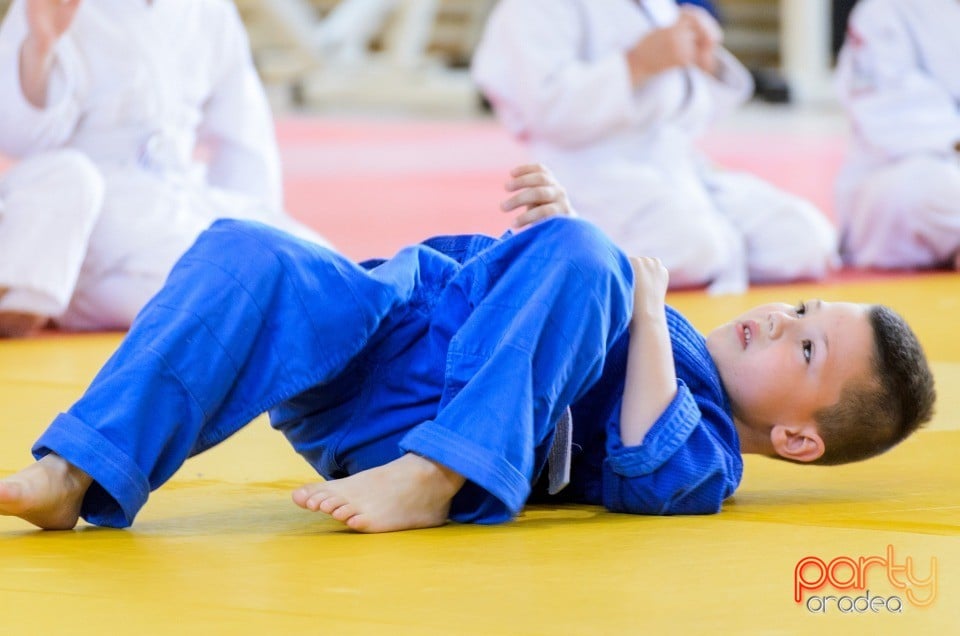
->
[1,273,957,635]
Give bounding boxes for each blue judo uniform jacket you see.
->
[33,218,742,528]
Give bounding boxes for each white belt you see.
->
[547,407,573,495]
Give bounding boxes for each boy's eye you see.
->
[795,301,807,316]
[802,340,812,364]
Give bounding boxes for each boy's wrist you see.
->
[631,298,667,325]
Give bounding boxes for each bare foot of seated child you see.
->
[0,289,49,337]
[292,453,466,533]
[0,454,93,530]
[0,311,48,338]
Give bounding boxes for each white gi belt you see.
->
[547,407,573,495]
[138,128,194,176]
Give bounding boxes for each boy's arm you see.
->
[619,257,676,446]
[601,307,742,516]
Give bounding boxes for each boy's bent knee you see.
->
[520,218,634,327]
[526,217,628,274]
[193,219,303,262]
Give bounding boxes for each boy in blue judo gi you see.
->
[0,165,936,533]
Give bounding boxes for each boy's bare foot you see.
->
[0,454,93,530]
[291,453,465,533]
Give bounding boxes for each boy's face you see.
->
[705,300,874,431]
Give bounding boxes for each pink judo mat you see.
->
[0,115,920,283]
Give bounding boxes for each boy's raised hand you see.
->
[500,164,577,229]
[629,256,669,317]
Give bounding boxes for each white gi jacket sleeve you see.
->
[0,0,86,156]
[197,1,284,211]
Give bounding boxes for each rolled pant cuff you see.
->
[400,422,529,523]
[32,412,150,528]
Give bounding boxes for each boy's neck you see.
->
[733,418,773,456]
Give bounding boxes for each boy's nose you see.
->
[767,311,793,339]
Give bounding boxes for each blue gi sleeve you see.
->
[601,379,741,515]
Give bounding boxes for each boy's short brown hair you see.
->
[812,305,935,466]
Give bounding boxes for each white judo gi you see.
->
[0,0,329,329]
[472,0,838,292]
[834,0,960,269]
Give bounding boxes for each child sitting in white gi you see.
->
[0,166,934,533]
[834,0,960,271]
[0,0,330,338]
[471,0,839,294]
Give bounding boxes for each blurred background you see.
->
[231,0,854,115]
[0,0,856,116]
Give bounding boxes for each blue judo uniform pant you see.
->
[33,217,633,527]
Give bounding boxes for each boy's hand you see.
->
[500,164,577,229]
[630,256,669,318]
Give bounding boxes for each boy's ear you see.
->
[770,422,825,463]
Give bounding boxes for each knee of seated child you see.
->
[662,225,731,287]
[756,200,838,280]
[9,150,104,220]
[864,157,960,217]
[46,149,104,202]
